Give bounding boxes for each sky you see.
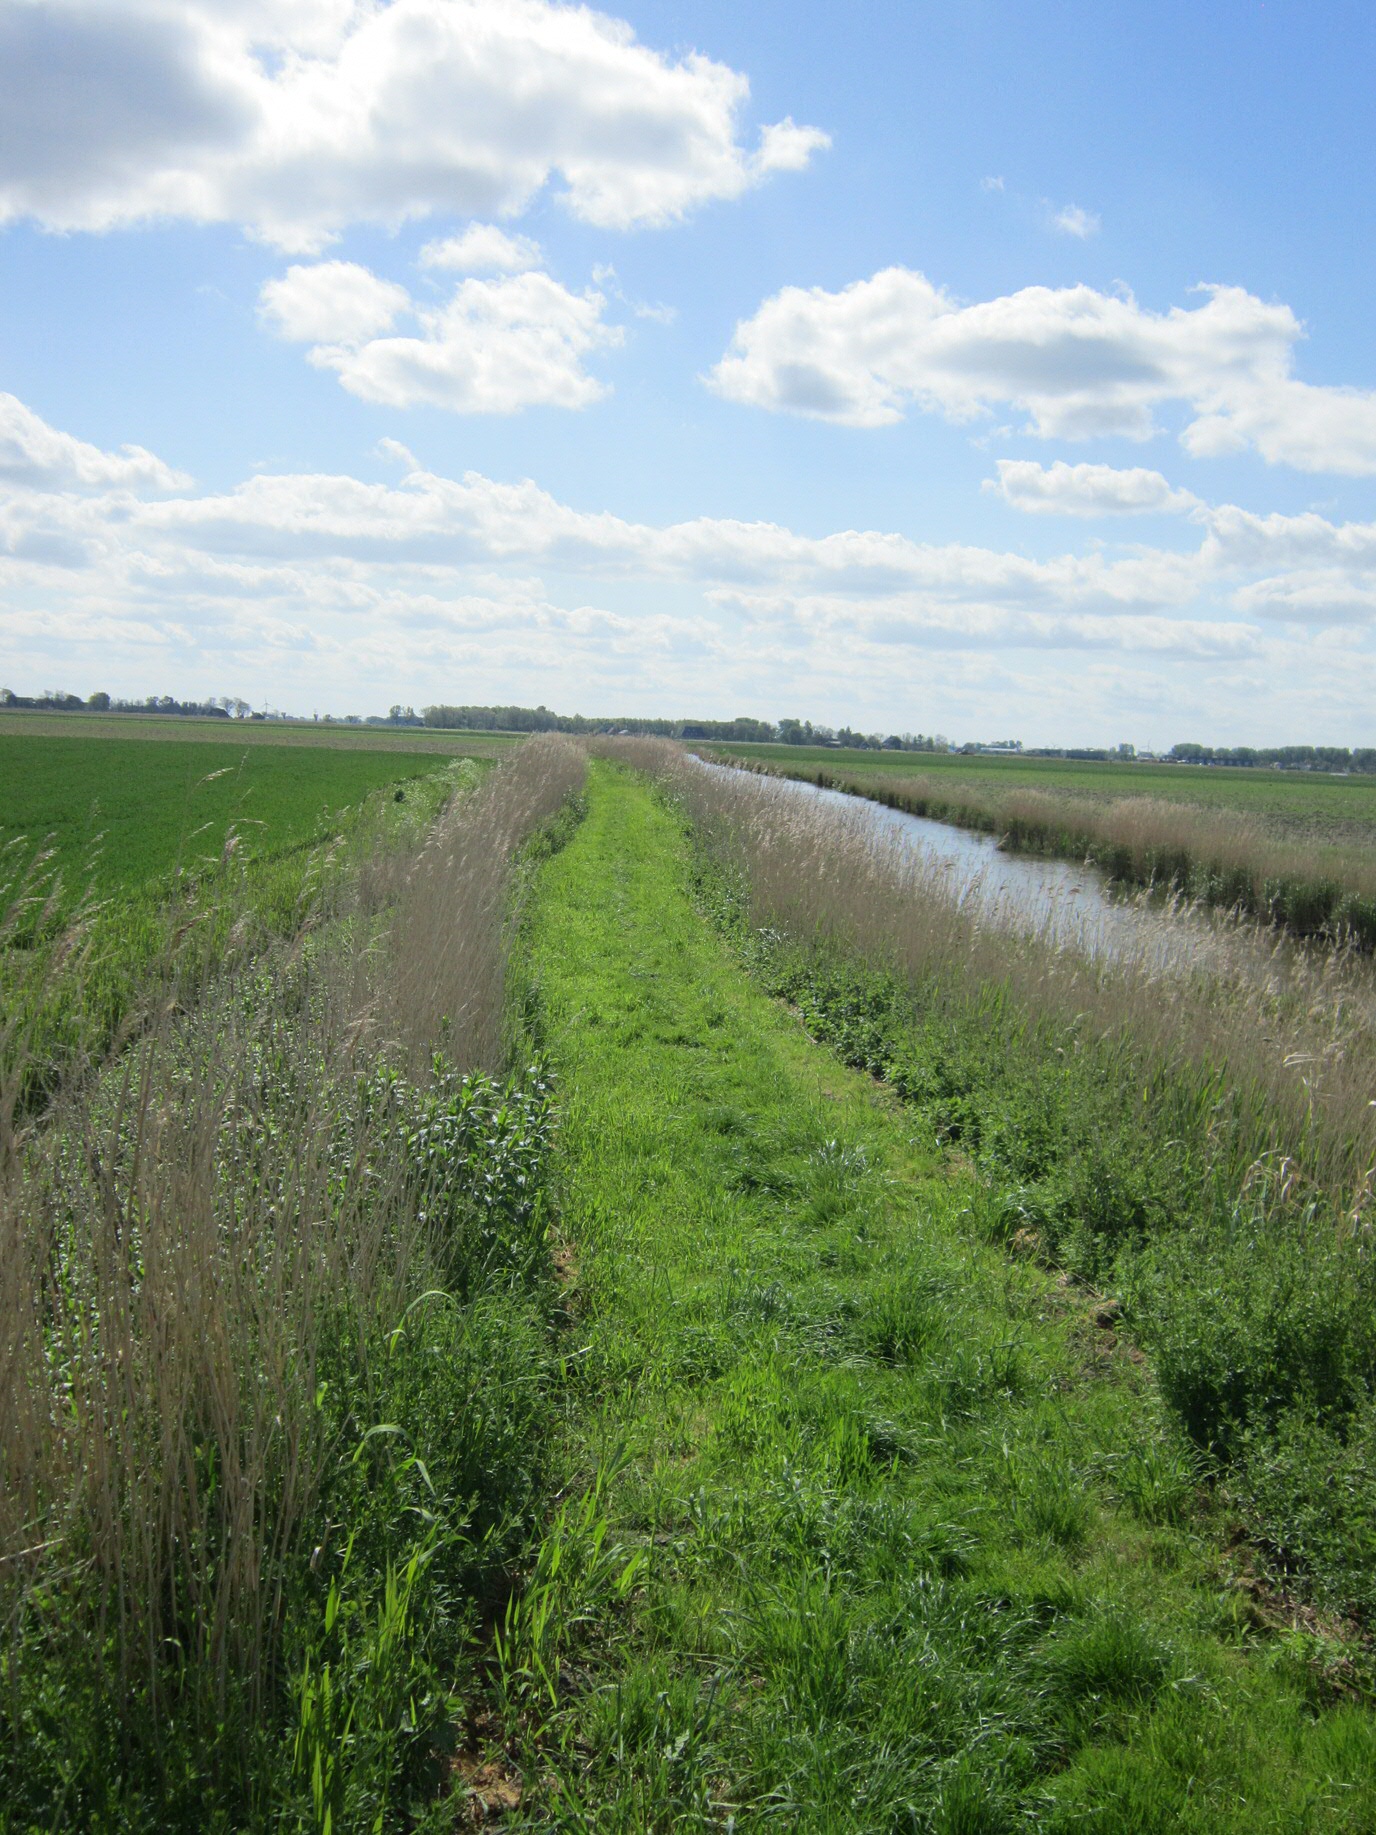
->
[2,0,1375,745]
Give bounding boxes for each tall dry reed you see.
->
[724,756,1376,948]
[641,744,1376,1204]
[383,733,587,1071]
[0,736,585,1785]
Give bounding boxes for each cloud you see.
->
[0,0,828,249]
[259,261,410,344]
[0,391,189,491]
[709,268,1376,472]
[135,458,1202,613]
[262,263,622,412]
[1052,204,1099,239]
[3,391,1375,733]
[712,588,1258,658]
[419,224,542,273]
[751,117,830,177]
[1233,571,1376,625]
[1202,503,1376,571]
[988,459,1200,517]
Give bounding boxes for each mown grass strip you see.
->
[507,760,1376,1832]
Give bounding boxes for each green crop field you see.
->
[0,728,488,1109]
[0,731,473,901]
[703,741,1376,835]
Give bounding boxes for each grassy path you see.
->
[513,762,1376,1831]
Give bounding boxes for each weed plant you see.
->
[0,737,587,1830]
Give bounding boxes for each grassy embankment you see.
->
[1,736,587,1831]
[670,750,1376,1613]
[705,744,1376,946]
[497,758,1376,1829]
[1,733,491,1105]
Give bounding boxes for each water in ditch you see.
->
[719,766,1245,973]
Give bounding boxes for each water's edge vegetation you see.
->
[712,751,1376,949]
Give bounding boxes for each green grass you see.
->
[0,732,485,901]
[0,733,482,1108]
[498,761,1376,1830]
[703,742,1376,837]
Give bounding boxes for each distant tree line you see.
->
[1164,742,1376,772]
[420,704,949,750]
[5,689,1370,771]
[0,689,260,719]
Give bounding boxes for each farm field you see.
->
[0,729,482,1108]
[6,742,1376,1829]
[0,708,524,756]
[1,732,477,900]
[702,741,1376,835]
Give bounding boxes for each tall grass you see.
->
[382,735,587,1072]
[612,740,1376,1618]
[665,746,1376,1199]
[0,736,585,1829]
[722,753,1376,948]
[0,755,481,1119]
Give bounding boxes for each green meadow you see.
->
[1,732,476,900]
[0,708,523,758]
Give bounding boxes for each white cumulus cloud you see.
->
[261,262,622,412]
[709,268,1376,473]
[0,0,828,249]
[419,224,542,273]
[1233,571,1376,625]
[988,460,1200,517]
[259,261,410,344]
[0,392,188,491]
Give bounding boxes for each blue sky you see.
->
[2,0,1374,743]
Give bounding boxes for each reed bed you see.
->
[382,733,587,1072]
[659,746,1376,1199]
[0,736,585,1828]
[725,755,1376,949]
